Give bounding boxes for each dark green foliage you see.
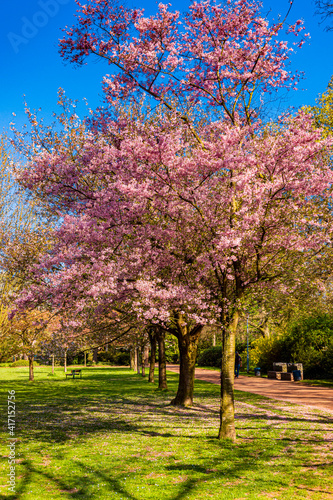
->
[97,349,130,365]
[115,351,130,365]
[87,352,94,364]
[97,349,115,363]
[196,340,246,368]
[251,314,333,379]
[285,314,333,379]
[196,334,216,360]
[164,335,179,363]
[10,360,40,367]
[197,346,222,367]
[165,352,179,363]
[250,336,291,374]
[236,340,248,360]
[10,359,30,367]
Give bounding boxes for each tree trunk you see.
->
[148,330,156,383]
[93,348,98,363]
[141,346,146,377]
[28,355,34,381]
[136,347,140,375]
[170,319,203,406]
[218,312,239,441]
[64,350,67,373]
[130,348,135,370]
[133,347,138,372]
[84,351,87,367]
[144,345,149,366]
[156,327,168,390]
[52,354,55,374]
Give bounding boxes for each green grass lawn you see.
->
[0,365,332,500]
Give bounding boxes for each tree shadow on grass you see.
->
[18,401,331,448]
[10,452,288,500]
[14,455,218,500]
[12,455,200,500]
[4,427,333,499]
[11,454,333,500]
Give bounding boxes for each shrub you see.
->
[98,350,115,363]
[196,340,249,369]
[87,352,94,365]
[197,346,222,368]
[250,336,288,374]
[165,336,179,363]
[250,314,333,379]
[97,349,130,365]
[114,352,130,366]
[10,360,40,367]
[196,336,216,360]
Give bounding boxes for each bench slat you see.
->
[66,369,82,378]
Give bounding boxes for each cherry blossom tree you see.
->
[14,103,333,439]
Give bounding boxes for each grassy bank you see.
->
[0,365,332,499]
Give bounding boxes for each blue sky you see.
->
[1,0,332,132]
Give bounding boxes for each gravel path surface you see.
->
[166,364,333,413]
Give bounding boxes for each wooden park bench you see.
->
[66,369,82,379]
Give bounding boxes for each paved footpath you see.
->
[166,364,333,413]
